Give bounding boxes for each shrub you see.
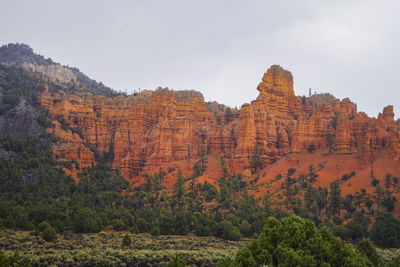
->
[387,255,400,267]
[371,178,379,187]
[0,250,28,266]
[38,221,50,232]
[217,257,235,267]
[150,226,160,237]
[99,231,107,236]
[307,143,316,153]
[122,234,132,247]
[167,254,186,267]
[42,226,57,242]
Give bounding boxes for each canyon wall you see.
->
[40,65,400,182]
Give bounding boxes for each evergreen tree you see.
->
[373,184,384,211]
[370,212,400,248]
[329,180,342,217]
[250,144,262,173]
[171,170,186,210]
[225,215,373,267]
[326,131,335,153]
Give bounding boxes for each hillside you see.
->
[1,43,400,254]
[34,51,400,206]
[1,43,400,199]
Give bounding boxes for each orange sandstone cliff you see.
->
[40,65,400,187]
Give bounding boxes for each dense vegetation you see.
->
[219,215,374,266]
[0,230,242,266]
[0,43,52,66]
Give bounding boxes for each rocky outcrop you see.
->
[39,65,400,182]
[0,99,43,139]
[23,63,77,84]
[41,88,240,179]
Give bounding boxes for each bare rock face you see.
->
[40,65,400,183]
[23,63,77,84]
[41,88,240,179]
[0,99,42,138]
[258,65,294,96]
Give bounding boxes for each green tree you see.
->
[345,212,369,242]
[373,184,384,211]
[150,226,160,237]
[383,174,397,212]
[356,238,383,267]
[329,180,342,217]
[225,107,232,124]
[326,131,335,153]
[370,212,400,248]
[227,215,372,267]
[171,170,186,210]
[217,183,232,208]
[198,147,208,175]
[250,144,262,173]
[174,211,190,235]
[72,207,103,233]
[38,221,51,232]
[317,187,329,216]
[192,148,208,176]
[187,144,191,162]
[42,225,57,242]
[308,164,318,183]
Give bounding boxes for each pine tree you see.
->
[373,184,384,211]
[171,170,186,210]
[329,180,342,217]
[250,144,263,173]
[326,131,335,153]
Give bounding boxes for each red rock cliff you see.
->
[40,65,400,183]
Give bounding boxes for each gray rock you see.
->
[0,98,43,138]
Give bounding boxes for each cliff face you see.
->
[41,88,240,179]
[23,63,77,84]
[40,65,400,182]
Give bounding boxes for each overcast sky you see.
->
[0,0,399,118]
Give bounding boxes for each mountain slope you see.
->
[0,43,119,97]
[2,43,400,248]
[0,43,399,208]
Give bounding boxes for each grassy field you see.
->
[0,229,245,266]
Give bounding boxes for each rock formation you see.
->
[23,62,77,84]
[39,65,400,183]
